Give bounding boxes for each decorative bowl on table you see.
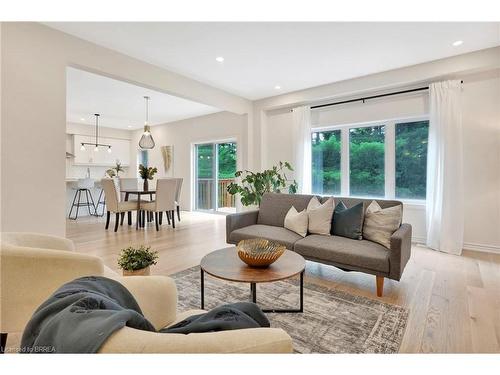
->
[236,238,286,268]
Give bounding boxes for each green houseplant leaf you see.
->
[117,245,159,271]
[226,161,298,206]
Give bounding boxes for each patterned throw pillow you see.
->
[306,197,335,235]
[284,206,308,237]
[363,201,402,249]
[331,201,364,240]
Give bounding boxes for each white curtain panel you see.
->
[426,80,464,255]
[292,106,312,193]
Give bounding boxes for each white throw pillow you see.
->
[363,201,402,249]
[306,197,335,235]
[284,206,309,237]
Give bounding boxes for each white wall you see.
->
[1,23,250,236]
[260,72,500,251]
[129,111,248,211]
[461,72,500,252]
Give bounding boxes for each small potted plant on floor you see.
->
[139,164,158,191]
[118,245,159,276]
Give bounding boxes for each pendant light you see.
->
[79,114,112,153]
[139,96,155,149]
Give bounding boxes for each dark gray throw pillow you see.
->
[331,201,364,240]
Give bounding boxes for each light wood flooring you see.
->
[6,211,500,353]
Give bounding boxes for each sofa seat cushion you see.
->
[229,224,303,249]
[294,235,390,273]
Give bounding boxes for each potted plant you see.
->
[227,161,298,207]
[114,160,125,176]
[139,164,158,191]
[118,245,159,276]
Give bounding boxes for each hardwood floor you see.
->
[5,211,500,353]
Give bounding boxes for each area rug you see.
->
[172,266,408,353]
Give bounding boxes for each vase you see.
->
[123,266,150,276]
[143,179,149,191]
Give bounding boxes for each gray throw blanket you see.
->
[21,276,269,353]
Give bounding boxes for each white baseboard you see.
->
[412,236,500,254]
[411,236,426,244]
[462,242,500,254]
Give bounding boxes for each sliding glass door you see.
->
[195,142,237,213]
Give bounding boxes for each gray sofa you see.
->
[226,192,412,297]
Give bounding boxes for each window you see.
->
[349,126,385,197]
[311,130,341,195]
[138,149,149,168]
[311,118,429,201]
[395,121,429,199]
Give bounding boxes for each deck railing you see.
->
[197,178,235,210]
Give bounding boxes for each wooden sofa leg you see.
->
[1,332,7,354]
[376,276,384,297]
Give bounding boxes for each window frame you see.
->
[311,115,429,205]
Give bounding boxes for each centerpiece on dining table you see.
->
[138,164,158,191]
[236,238,286,268]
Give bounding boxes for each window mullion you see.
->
[385,122,396,199]
[341,128,349,196]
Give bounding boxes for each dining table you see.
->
[121,189,156,229]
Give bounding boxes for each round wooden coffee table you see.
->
[200,246,306,313]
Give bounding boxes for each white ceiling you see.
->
[66,67,220,129]
[51,22,500,100]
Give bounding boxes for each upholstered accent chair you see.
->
[0,232,292,353]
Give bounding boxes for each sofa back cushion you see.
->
[258,193,403,228]
[321,196,402,211]
[258,193,315,227]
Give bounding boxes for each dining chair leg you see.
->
[1,332,7,354]
[166,211,171,225]
[177,206,181,221]
[120,212,125,225]
[159,212,163,225]
[136,211,139,230]
[114,213,120,232]
[155,212,159,231]
[128,211,132,225]
[171,210,176,228]
[105,211,110,230]
[141,211,146,227]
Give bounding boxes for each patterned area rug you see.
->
[172,266,408,353]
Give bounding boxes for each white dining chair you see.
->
[101,178,142,232]
[141,179,178,230]
[174,178,183,222]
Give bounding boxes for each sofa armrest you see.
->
[0,246,103,333]
[1,232,75,252]
[226,210,259,243]
[114,276,178,330]
[389,223,412,281]
[99,326,293,353]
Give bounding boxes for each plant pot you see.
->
[122,266,150,276]
[143,179,149,191]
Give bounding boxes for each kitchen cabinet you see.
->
[73,134,131,166]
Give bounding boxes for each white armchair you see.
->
[0,232,293,354]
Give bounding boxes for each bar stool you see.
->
[93,180,106,217]
[68,178,96,220]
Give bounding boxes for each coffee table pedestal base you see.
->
[200,269,304,313]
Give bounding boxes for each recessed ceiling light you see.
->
[127,125,132,128]
[215,56,224,63]
[452,40,463,47]
[80,118,85,121]
[274,85,281,90]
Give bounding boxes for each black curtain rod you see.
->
[310,80,463,110]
